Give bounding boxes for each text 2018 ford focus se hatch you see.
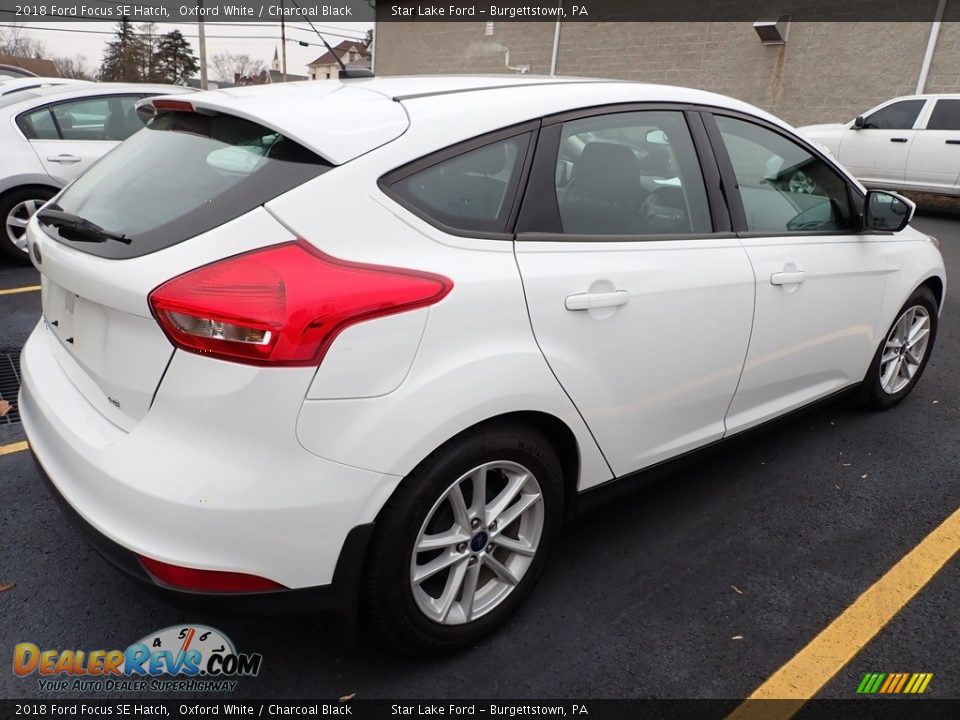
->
[20,76,945,655]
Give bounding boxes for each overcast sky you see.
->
[8,21,373,79]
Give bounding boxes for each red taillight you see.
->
[149,240,452,366]
[151,99,194,112]
[138,556,285,593]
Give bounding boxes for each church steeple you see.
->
[271,46,280,71]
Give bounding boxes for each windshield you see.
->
[52,110,332,259]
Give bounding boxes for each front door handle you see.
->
[46,154,81,164]
[890,138,908,143]
[565,290,630,311]
[770,269,806,286]
[946,139,960,145]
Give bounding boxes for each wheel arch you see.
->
[920,274,945,310]
[0,178,61,203]
[473,410,582,519]
[382,410,583,522]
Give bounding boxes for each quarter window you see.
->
[926,99,960,130]
[862,99,925,130]
[552,111,711,235]
[388,134,530,233]
[18,107,59,140]
[716,115,855,234]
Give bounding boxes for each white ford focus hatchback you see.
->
[20,76,945,655]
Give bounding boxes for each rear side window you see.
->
[50,111,331,259]
[18,95,144,141]
[52,96,141,141]
[926,99,960,130]
[862,100,925,130]
[553,110,711,235]
[384,133,530,234]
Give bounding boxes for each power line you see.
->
[0,14,364,39]
[0,21,361,44]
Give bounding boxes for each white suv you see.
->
[800,94,960,196]
[20,77,945,655]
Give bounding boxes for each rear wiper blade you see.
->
[37,208,131,245]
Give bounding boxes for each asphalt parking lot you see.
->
[1,208,959,702]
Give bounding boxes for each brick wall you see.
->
[373,20,959,127]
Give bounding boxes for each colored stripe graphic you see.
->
[857,672,932,694]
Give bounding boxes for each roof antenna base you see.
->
[339,69,375,79]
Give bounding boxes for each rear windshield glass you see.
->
[50,110,331,259]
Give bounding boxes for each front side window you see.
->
[716,115,855,234]
[862,99,925,130]
[388,134,530,233]
[551,110,711,236]
[926,99,960,130]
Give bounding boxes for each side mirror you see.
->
[853,115,865,129]
[864,190,914,232]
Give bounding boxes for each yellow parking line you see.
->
[728,505,960,720]
[0,441,29,456]
[0,285,40,296]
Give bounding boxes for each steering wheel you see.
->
[788,171,816,194]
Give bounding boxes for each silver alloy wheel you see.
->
[5,198,44,252]
[410,460,544,626]
[879,305,932,395]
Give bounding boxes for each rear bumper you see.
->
[32,447,373,614]
[19,320,399,601]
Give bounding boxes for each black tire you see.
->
[0,187,56,264]
[363,421,565,656]
[860,286,938,409]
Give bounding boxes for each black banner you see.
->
[1,0,960,23]
[1,700,959,720]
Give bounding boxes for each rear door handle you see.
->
[946,140,960,145]
[890,138,908,143]
[770,270,806,286]
[565,290,629,311]
[46,154,81,163]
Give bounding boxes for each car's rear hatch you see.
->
[28,83,408,431]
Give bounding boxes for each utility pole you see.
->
[281,3,287,82]
[197,0,209,89]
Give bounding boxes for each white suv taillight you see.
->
[148,240,452,366]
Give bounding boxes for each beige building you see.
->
[372,21,960,127]
[308,40,371,80]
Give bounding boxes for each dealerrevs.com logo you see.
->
[13,625,262,693]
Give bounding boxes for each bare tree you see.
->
[52,55,93,80]
[0,22,47,58]
[211,51,264,84]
